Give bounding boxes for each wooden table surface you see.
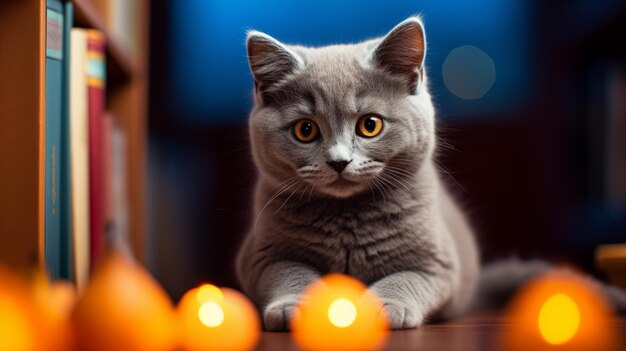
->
[254,314,626,351]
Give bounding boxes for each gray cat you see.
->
[236,16,478,330]
[235,16,623,331]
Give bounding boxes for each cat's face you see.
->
[247,18,435,198]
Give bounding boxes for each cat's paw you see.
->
[379,299,424,329]
[263,295,300,331]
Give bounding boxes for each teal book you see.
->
[45,0,72,280]
[60,1,74,281]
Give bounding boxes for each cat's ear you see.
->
[371,17,426,94]
[246,31,303,97]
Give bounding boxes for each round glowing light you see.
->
[292,274,388,351]
[328,298,357,328]
[503,271,618,351]
[198,301,225,328]
[442,45,496,99]
[71,253,178,351]
[0,298,35,351]
[178,285,260,350]
[196,284,223,303]
[538,293,580,345]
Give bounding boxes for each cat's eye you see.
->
[293,119,320,143]
[356,115,383,138]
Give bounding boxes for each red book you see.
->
[86,30,106,269]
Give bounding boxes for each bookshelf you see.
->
[0,0,149,272]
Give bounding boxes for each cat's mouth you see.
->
[314,175,366,198]
[318,177,362,198]
[328,177,357,188]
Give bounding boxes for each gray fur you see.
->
[237,16,479,330]
[471,258,626,315]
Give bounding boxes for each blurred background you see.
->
[146,0,626,300]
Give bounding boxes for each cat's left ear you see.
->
[371,16,426,94]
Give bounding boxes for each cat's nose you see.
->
[327,160,351,173]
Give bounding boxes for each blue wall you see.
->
[169,0,531,124]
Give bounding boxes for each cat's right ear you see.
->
[246,31,302,99]
[370,17,426,94]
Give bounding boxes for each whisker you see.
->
[383,168,416,186]
[372,177,391,204]
[308,184,315,202]
[373,178,393,222]
[365,179,376,202]
[274,181,304,214]
[253,177,299,234]
[299,183,308,201]
[436,163,468,193]
[384,166,416,178]
[379,172,413,194]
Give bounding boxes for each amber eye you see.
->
[356,115,383,138]
[293,119,320,143]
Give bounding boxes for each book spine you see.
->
[70,28,91,291]
[111,121,131,256]
[101,113,114,243]
[44,0,65,280]
[60,0,73,281]
[87,30,106,269]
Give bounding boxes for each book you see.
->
[111,0,137,56]
[101,113,114,246]
[109,116,131,256]
[86,30,107,269]
[101,113,132,257]
[60,0,73,282]
[0,0,146,274]
[69,28,91,291]
[45,0,72,280]
[91,0,137,55]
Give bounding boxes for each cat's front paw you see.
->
[379,298,424,329]
[263,295,300,331]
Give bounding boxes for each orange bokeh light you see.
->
[537,292,580,345]
[177,284,260,351]
[291,274,389,351]
[31,273,77,351]
[503,270,620,351]
[0,267,39,351]
[71,253,178,351]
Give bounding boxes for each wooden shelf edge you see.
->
[72,0,140,84]
[0,0,47,271]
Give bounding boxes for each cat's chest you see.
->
[272,199,434,283]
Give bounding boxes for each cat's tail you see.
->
[468,258,626,314]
